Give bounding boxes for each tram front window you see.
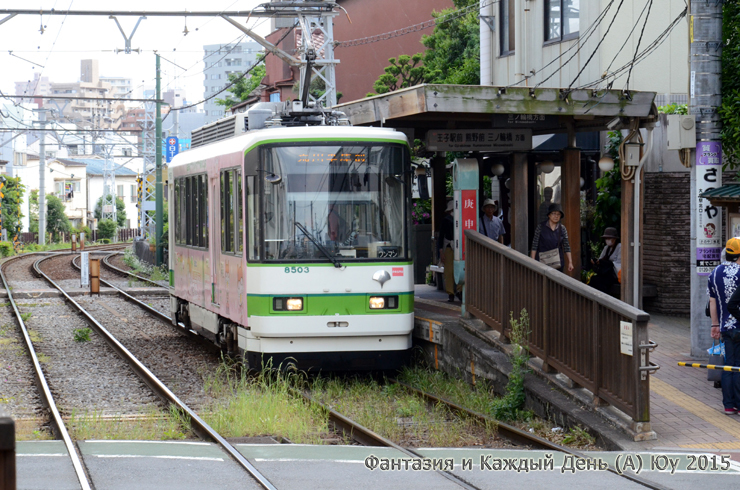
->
[262,144,408,262]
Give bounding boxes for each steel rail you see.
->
[299,390,482,490]
[34,255,277,490]
[0,253,93,490]
[391,379,671,490]
[99,252,167,289]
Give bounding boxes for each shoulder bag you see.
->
[539,225,563,269]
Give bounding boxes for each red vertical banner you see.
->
[460,189,477,259]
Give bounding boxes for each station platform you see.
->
[413,284,740,455]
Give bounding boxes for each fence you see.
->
[464,230,658,423]
[18,228,140,244]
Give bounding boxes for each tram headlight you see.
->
[286,298,303,311]
[369,297,385,309]
[273,297,304,311]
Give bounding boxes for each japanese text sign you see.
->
[696,141,722,275]
[426,129,532,152]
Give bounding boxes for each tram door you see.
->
[211,175,220,306]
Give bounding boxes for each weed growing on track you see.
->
[311,376,496,447]
[20,312,32,323]
[73,328,92,342]
[201,361,329,444]
[66,407,189,440]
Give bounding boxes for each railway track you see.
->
[0,249,278,490]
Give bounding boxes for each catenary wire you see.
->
[624,0,654,91]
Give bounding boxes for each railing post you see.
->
[634,319,651,424]
[541,274,556,373]
[592,301,609,406]
[0,408,15,490]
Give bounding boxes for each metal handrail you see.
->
[464,230,649,321]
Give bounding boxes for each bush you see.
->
[100,238,111,244]
[97,219,117,240]
[76,225,92,239]
[0,241,14,257]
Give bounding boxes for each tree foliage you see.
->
[94,194,127,228]
[45,194,71,242]
[367,0,480,96]
[0,176,25,238]
[721,3,740,167]
[215,58,267,109]
[28,189,38,233]
[97,219,117,240]
[593,131,623,238]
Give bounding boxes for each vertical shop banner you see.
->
[454,189,478,260]
[696,141,722,275]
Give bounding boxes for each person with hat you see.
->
[479,198,505,243]
[438,200,462,302]
[529,203,574,272]
[709,237,740,414]
[588,227,622,293]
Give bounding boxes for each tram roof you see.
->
[168,125,408,169]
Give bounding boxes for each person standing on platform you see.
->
[479,199,504,243]
[710,237,740,415]
[530,203,574,272]
[589,227,622,293]
[537,186,554,225]
[438,201,462,302]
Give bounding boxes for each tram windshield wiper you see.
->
[294,221,342,268]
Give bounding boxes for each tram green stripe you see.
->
[246,262,412,268]
[243,137,410,156]
[246,292,414,317]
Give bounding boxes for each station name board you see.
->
[426,129,532,152]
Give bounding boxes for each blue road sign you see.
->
[166,137,179,163]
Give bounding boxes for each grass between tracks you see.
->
[66,406,189,441]
[201,362,330,443]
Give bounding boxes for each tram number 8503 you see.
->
[285,266,310,273]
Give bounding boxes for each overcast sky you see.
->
[0,0,272,108]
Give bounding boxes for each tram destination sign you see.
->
[426,129,532,152]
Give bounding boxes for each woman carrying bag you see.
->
[530,203,574,272]
[589,227,622,293]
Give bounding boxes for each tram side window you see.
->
[246,176,260,260]
[185,177,192,246]
[200,175,208,248]
[221,168,242,254]
[174,180,181,244]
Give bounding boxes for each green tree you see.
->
[368,0,479,97]
[0,176,25,238]
[215,59,267,109]
[45,194,72,242]
[592,131,623,238]
[28,189,39,233]
[97,219,117,240]
[94,194,127,228]
[372,54,427,95]
[421,0,480,85]
[721,3,740,167]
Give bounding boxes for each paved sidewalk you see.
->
[413,285,740,452]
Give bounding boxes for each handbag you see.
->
[538,224,562,269]
[539,248,561,268]
[708,339,724,382]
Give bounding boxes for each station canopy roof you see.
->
[335,84,658,141]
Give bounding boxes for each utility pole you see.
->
[690,0,723,357]
[36,109,47,245]
[155,54,163,266]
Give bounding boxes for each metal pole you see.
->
[37,110,46,245]
[155,54,163,267]
[689,0,723,357]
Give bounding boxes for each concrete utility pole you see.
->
[155,54,164,267]
[36,109,47,246]
[690,0,723,357]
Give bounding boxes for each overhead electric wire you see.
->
[566,0,627,90]
[602,0,652,78]
[167,22,296,114]
[336,0,499,47]
[624,0,654,90]
[531,0,616,89]
[30,0,75,97]
[576,6,687,90]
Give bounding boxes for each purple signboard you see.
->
[696,141,722,275]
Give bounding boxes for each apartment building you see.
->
[202,41,263,123]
